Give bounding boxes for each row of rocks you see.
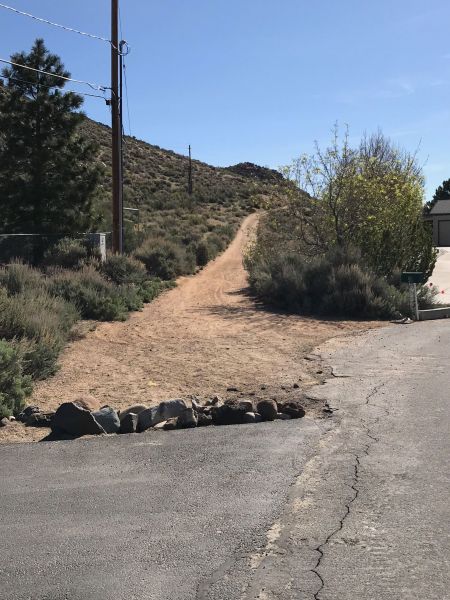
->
[15,395,305,440]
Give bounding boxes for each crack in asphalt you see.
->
[311,382,387,600]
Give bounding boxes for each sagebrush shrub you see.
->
[48,267,140,321]
[134,238,195,280]
[0,340,32,418]
[100,254,147,285]
[43,237,100,269]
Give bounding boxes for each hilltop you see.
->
[83,119,282,248]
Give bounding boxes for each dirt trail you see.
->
[3,214,380,442]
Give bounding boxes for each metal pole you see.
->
[188,144,193,195]
[111,0,123,253]
[413,283,420,321]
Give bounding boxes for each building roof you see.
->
[430,199,450,215]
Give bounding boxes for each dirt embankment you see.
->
[1,214,382,443]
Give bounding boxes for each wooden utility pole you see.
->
[111,0,123,253]
[188,144,193,195]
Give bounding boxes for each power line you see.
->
[0,57,108,91]
[0,74,109,101]
[0,2,131,55]
[0,2,109,44]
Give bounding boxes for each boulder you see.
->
[119,404,148,422]
[26,412,54,428]
[17,405,40,423]
[119,412,138,434]
[257,399,278,421]
[0,417,10,428]
[191,398,203,413]
[226,399,253,412]
[205,395,223,407]
[243,412,257,424]
[163,418,178,431]
[254,412,262,423]
[276,400,305,419]
[211,401,251,426]
[177,408,198,429]
[52,402,106,437]
[197,413,213,427]
[92,406,120,434]
[276,412,292,420]
[72,395,101,412]
[137,399,188,432]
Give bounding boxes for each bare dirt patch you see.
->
[1,214,383,444]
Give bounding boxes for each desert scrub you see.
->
[99,254,148,286]
[43,237,101,269]
[48,266,142,321]
[245,247,403,319]
[0,340,32,418]
[134,237,195,280]
[0,286,79,379]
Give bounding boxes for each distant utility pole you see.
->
[111,0,123,253]
[188,144,193,195]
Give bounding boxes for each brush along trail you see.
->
[2,214,379,443]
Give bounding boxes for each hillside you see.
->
[83,119,282,254]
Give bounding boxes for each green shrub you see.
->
[0,288,79,379]
[195,242,209,267]
[0,261,45,295]
[0,340,32,418]
[100,254,147,285]
[134,238,195,280]
[48,267,139,321]
[245,247,401,319]
[43,237,101,269]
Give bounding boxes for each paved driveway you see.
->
[429,247,450,302]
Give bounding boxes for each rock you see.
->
[26,412,54,428]
[119,404,148,422]
[211,401,251,426]
[226,399,253,412]
[9,416,15,421]
[226,387,239,392]
[243,412,256,424]
[206,395,223,407]
[276,412,292,420]
[137,399,188,432]
[119,413,138,434]
[41,428,77,442]
[17,405,40,423]
[276,400,305,419]
[293,383,300,389]
[257,399,278,421]
[92,406,120,434]
[197,413,213,427]
[0,417,10,428]
[52,402,106,437]
[163,418,178,431]
[177,408,198,429]
[72,395,101,412]
[254,412,262,423]
[191,398,203,413]
[154,421,168,430]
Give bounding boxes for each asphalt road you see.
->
[0,418,323,600]
[1,321,449,599]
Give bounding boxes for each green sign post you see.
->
[401,272,424,321]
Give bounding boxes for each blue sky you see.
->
[1,0,450,199]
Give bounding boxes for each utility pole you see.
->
[111,0,123,253]
[188,144,193,195]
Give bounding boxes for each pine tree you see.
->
[0,39,101,236]
[425,178,450,214]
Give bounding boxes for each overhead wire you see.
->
[0,73,109,101]
[0,57,108,91]
[0,2,131,55]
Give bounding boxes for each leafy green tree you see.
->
[0,39,101,237]
[424,178,450,214]
[276,128,436,278]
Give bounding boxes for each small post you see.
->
[188,144,193,195]
[413,283,419,321]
